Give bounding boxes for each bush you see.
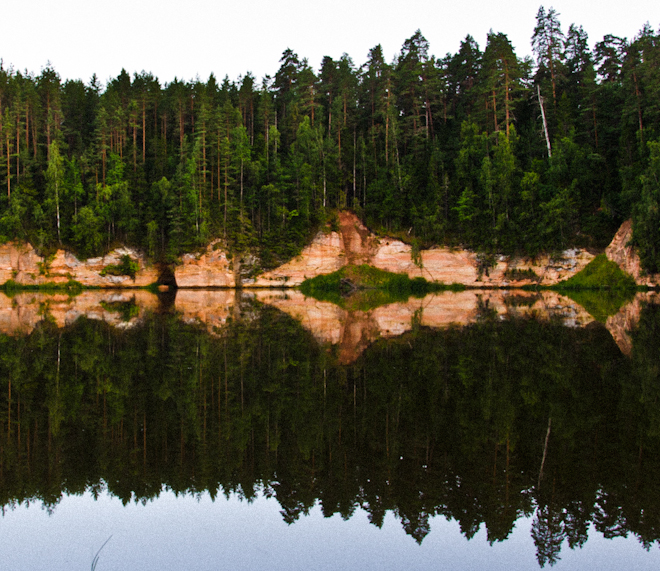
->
[100,255,139,280]
[555,254,637,290]
[504,268,539,281]
[300,264,464,309]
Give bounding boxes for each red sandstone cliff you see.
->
[605,219,660,287]
[0,214,651,289]
[0,242,158,287]
[173,211,598,288]
[250,212,595,287]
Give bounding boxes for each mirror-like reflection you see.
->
[0,290,159,334]
[0,289,658,568]
[4,489,659,571]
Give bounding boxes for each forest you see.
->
[1,7,660,271]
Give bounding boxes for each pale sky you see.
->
[2,1,658,88]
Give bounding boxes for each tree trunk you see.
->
[538,84,552,158]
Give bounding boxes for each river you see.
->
[0,288,658,570]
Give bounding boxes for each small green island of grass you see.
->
[553,254,637,291]
[299,265,463,310]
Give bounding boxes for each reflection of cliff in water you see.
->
[0,297,659,567]
[0,289,653,363]
[0,290,159,334]
[179,289,657,362]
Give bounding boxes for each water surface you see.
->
[0,289,658,569]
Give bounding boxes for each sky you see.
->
[2,0,658,88]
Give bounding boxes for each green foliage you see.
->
[633,140,660,273]
[555,254,637,290]
[300,264,463,308]
[475,252,497,279]
[504,268,539,281]
[562,289,636,322]
[410,238,423,268]
[1,19,660,266]
[99,254,139,279]
[2,279,83,295]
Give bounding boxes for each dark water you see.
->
[0,290,659,570]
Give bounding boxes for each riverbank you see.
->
[0,212,655,290]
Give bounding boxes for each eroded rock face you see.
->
[0,242,158,287]
[0,242,45,285]
[171,212,658,288]
[174,240,236,288]
[49,247,159,287]
[369,239,594,287]
[250,231,347,287]
[606,219,660,287]
[0,215,648,289]
[334,212,594,287]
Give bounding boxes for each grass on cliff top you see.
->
[299,265,464,310]
[554,254,637,290]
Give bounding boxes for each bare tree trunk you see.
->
[492,90,498,132]
[353,128,356,203]
[56,178,61,244]
[538,84,552,158]
[133,118,137,171]
[16,114,20,187]
[385,81,390,164]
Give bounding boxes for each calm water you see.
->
[0,289,659,569]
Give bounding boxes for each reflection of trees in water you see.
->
[0,303,659,566]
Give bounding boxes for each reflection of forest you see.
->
[1,288,656,360]
[0,293,659,567]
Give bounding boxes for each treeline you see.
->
[1,7,660,269]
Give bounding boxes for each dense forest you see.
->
[1,7,660,270]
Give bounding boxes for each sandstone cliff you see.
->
[174,240,236,288]
[173,211,597,288]
[606,219,660,287]
[248,231,347,287]
[0,214,650,289]
[0,242,158,287]
[247,212,595,287]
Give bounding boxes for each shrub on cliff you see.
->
[555,254,637,290]
[100,255,139,280]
